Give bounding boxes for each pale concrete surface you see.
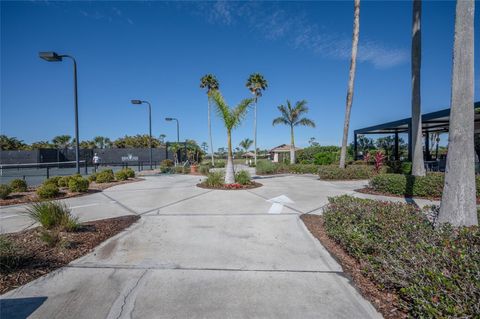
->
[1,175,382,319]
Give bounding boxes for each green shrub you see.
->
[0,236,23,273]
[287,164,319,174]
[174,166,187,174]
[256,160,279,175]
[27,201,79,231]
[386,161,412,174]
[68,176,89,192]
[39,229,61,247]
[161,159,174,167]
[115,170,129,181]
[297,146,340,164]
[369,173,452,198]
[36,183,59,199]
[322,195,480,317]
[205,172,224,187]
[124,167,135,178]
[10,179,27,192]
[313,152,338,165]
[58,176,72,188]
[199,164,211,175]
[0,185,11,199]
[95,169,115,183]
[213,160,226,168]
[235,170,251,185]
[43,176,61,187]
[88,173,97,182]
[318,165,376,180]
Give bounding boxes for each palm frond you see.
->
[272,117,289,126]
[232,98,254,129]
[295,118,316,128]
[211,90,233,129]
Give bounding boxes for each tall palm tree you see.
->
[52,135,71,150]
[339,0,360,168]
[246,73,268,166]
[200,74,219,166]
[272,100,316,164]
[239,138,253,152]
[210,90,253,184]
[438,0,477,227]
[411,0,426,176]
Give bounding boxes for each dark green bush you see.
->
[10,179,27,192]
[318,165,376,180]
[88,173,97,182]
[58,176,72,188]
[27,201,79,231]
[36,183,59,199]
[0,236,23,273]
[205,172,224,187]
[287,164,319,174]
[235,170,251,185]
[68,176,89,192]
[43,176,61,187]
[256,160,279,175]
[313,152,338,165]
[386,161,412,174]
[322,195,480,317]
[297,146,340,164]
[124,167,135,178]
[95,169,115,183]
[0,185,11,199]
[161,159,174,167]
[115,170,129,181]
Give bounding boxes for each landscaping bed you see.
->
[302,196,480,318]
[0,215,139,294]
[197,181,262,190]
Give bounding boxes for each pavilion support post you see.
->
[394,132,399,161]
[425,130,431,161]
[354,133,358,160]
[408,122,413,161]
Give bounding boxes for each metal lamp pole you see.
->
[131,100,153,170]
[39,52,80,174]
[165,118,180,142]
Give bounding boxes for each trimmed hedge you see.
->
[10,179,27,192]
[36,183,59,199]
[0,185,11,199]
[318,165,377,180]
[370,173,480,198]
[322,195,480,317]
[256,161,319,175]
[115,170,129,181]
[68,176,89,192]
[95,169,115,183]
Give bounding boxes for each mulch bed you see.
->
[196,181,263,190]
[0,215,140,294]
[301,214,407,319]
[0,178,143,207]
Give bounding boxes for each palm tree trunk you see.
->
[339,0,360,169]
[253,97,258,166]
[290,125,295,164]
[438,0,477,227]
[225,130,235,184]
[411,0,426,176]
[208,96,215,166]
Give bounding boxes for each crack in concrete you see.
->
[109,269,148,319]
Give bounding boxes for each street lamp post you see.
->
[165,117,180,142]
[131,100,153,170]
[39,52,80,174]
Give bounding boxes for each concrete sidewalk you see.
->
[1,175,381,318]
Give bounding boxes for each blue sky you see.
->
[1,0,479,151]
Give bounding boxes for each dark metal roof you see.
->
[354,101,480,135]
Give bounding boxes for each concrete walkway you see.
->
[1,175,382,318]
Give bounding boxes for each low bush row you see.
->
[318,165,378,180]
[369,173,480,198]
[0,179,29,200]
[322,195,479,317]
[203,170,252,188]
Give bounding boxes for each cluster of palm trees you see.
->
[338,0,476,226]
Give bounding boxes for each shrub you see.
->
[318,165,376,180]
[297,146,340,164]
[88,173,97,182]
[161,159,174,167]
[27,201,79,231]
[174,166,187,174]
[322,195,480,317]
[256,160,279,175]
[213,160,226,168]
[95,169,115,183]
[115,170,129,181]
[199,164,211,175]
[205,172,224,187]
[0,185,11,199]
[287,164,319,174]
[124,167,135,178]
[369,173,450,198]
[235,170,251,185]
[43,176,61,187]
[36,183,59,199]
[313,152,338,165]
[10,179,27,192]
[58,176,72,188]
[39,229,61,247]
[68,176,89,192]
[0,236,23,273]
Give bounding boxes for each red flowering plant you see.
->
[363,152,371,164]
[374,151,386,173]
[225,183,243,189]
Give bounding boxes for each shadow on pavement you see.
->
[0,296,47,319]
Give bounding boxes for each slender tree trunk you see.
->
[411,0,426,176]
[208,96,215,166]
[253,97,258,166]
[339,0,360,168]
[290,125,295,164]
[438,0,477,227]
[225,130,235,184]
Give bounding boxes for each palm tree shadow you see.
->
[405,174,415,200]
[0,296,47,319]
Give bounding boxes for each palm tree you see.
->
[438,0,477,227]
[246,73,268,166]
[339,0,360,168]
[200,74,219,167]
[411,0,426,176]
[239,138,253,152]
[210,90,253,184]
[272,100,316,164]
[52,135,71,150]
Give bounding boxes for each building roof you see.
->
[242,151,255,158]
[354,101,480,135]
[270,144,302,152]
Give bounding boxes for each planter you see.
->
[190,165,199,174]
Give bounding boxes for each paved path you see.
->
[1,175,382,318]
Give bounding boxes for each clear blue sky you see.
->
[1,1,479,151]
